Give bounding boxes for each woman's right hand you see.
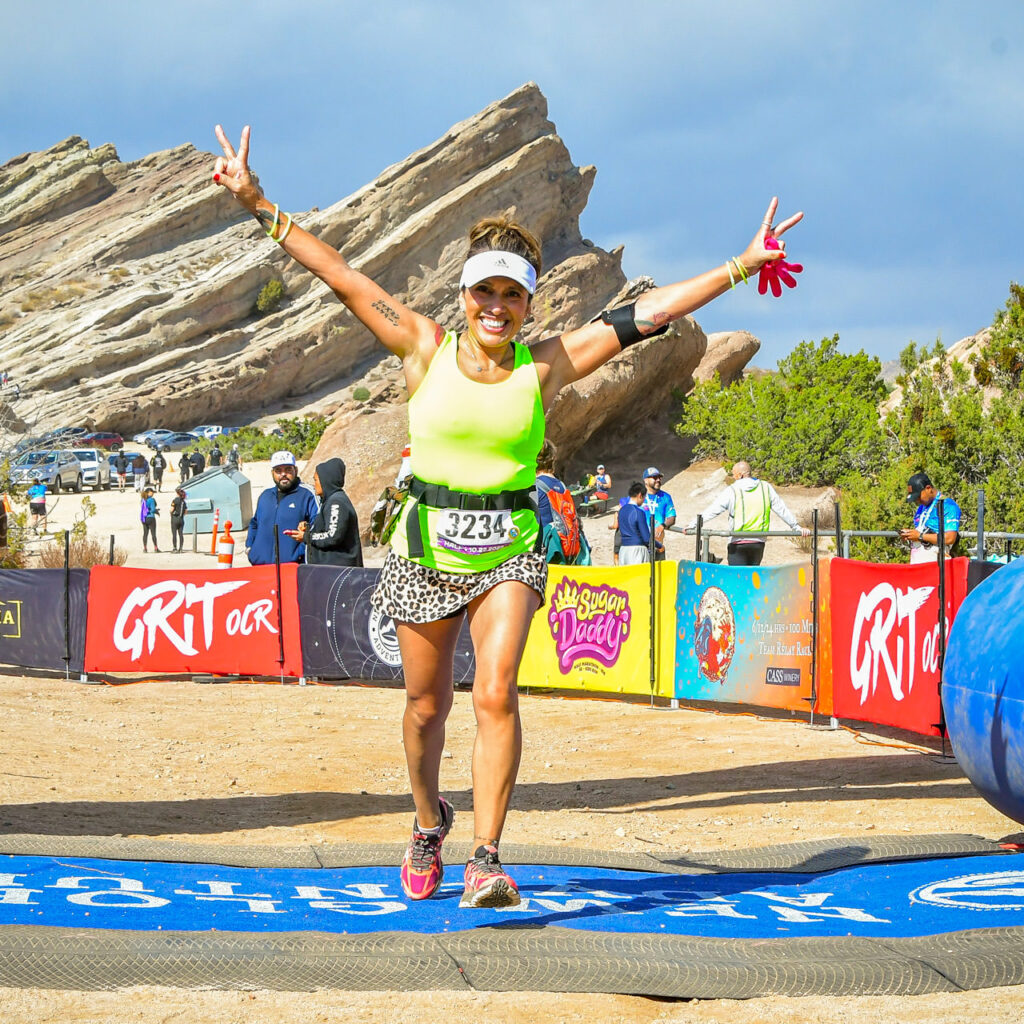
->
[213,124,263,213]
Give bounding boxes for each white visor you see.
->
[459,251,537,296]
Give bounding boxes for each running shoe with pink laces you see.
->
[400,797,454,901]
[459,843,521,908]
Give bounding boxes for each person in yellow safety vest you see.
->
[684,461,810,565]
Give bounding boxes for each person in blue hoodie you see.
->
[245,451,319,565]
[290,457,363,566]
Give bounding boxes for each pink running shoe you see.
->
[400,797,454,901]
[459,844,521,908]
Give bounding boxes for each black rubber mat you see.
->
[0,833,1020,996]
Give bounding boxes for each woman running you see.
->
[213,124,801,908]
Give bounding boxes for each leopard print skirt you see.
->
[370,549,548,624]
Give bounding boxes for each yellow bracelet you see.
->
[276,213,293,244]
[266,203,280,239]
[732,257,749,283]
[725,259,737,289]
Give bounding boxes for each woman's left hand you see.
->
[738,197,803,273]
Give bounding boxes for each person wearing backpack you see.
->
[140,487,160,552]
[535,440,590,565]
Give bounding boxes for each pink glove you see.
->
[757,235,803,297]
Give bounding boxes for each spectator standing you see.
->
[169,487,187,552]
[113,451,130,491]
[132,453,149,493]
[178,451,191,483]
[150,448,167,491]
[618,482,655,565]
[290,457,363,566]
[684,460,808,565]
[609,494,630,566]
[227,443,242,469]
[245,451,319,565]
[641,467,676,560]
[900,471,961,563]
[189,448,206,477]
[27,481,48,532]
[140,487,160,552]
[209,443,223,467]
[535,440,589,565]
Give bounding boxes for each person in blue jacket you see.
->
[245,451,319,565]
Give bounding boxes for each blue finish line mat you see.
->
[1,833,1023,997]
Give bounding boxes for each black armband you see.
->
[590,302,670,349]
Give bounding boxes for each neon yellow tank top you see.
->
[389,330,544,572]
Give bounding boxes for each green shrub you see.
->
[353,386,371,402]
[677,335,886,486]
[255,278,285,315]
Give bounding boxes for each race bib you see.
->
[435,509,517,554]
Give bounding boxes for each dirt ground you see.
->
[4,459,1023,1021]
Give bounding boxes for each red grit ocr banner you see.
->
[829,557,968,735]
[84,565,302,676]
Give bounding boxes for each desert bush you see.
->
[353,386,371,402]
[255,278,285,315]
[677,335,886,486]
[38,533,128,569]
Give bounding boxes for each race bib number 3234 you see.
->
[435,509,517,554]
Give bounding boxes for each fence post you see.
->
[936,499,948,742]
[274,525,285,680]
[191,517,198,552]
[108,534,115,566]
[976,488,985,560]
[63,530,71,679]
[809,508,819,724]
[695,515,703,563]
[833,501,842,555]
[649,510,657,707]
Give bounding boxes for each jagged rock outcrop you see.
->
[694,330,760,387]
[881,327,992,414]
[0,83,631,434]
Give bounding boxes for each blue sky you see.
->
[3,1,1021,367]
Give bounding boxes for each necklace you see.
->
[462,337,512,373]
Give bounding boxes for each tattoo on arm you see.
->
[254,207,275,231]
[636,311,674,334]
[372,299,400,325]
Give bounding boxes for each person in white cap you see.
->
[594,464,611,500]
[244,450,319,565]
[212,120,803,910]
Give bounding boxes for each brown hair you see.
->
[467,214,543,279]
[536,439,557,474]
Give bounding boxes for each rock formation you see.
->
[694,330,761,388]
[0,84,635,434]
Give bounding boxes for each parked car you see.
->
[81,431,124,451]
[107,450,146,484]
[134,427,176,446]
[154,431,199,451]
[189,424,223,439]
[10,450,83,492]
[72,448,112,490]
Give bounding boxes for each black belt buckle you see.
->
[459,493,487,511]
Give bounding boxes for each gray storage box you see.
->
[182,467,252,535]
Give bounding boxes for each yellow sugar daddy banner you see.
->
[518,563,677,698]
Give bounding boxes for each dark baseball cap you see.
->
[906,471,932,503]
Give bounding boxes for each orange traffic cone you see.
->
[216,520,235,568]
